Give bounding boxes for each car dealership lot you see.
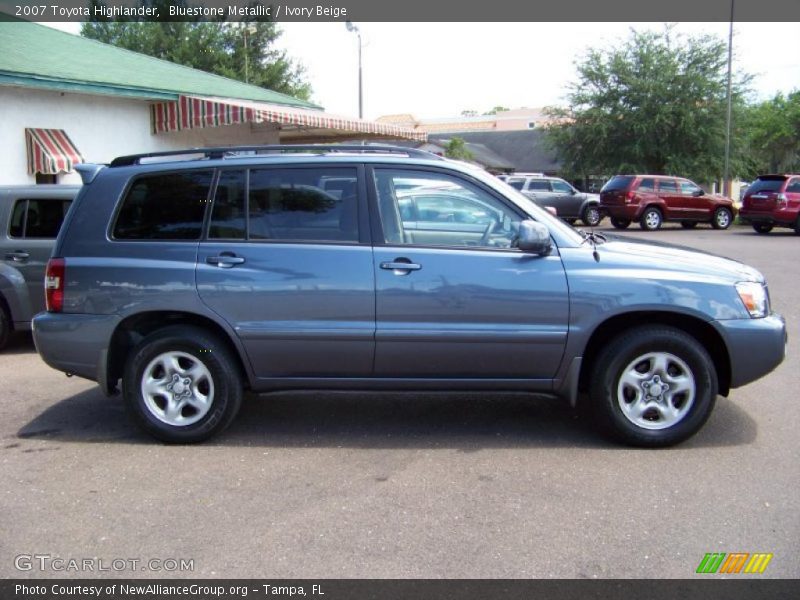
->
[1,224,797,579]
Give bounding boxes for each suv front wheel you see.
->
[589,326,717,447]
[122,325,243,443]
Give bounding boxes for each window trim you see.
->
[7,199,28,239]
[202,163,370,247]
[365,164,534,254]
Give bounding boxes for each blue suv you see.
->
[32,146,786,446]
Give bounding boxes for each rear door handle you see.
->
[206,254,245,268]
[5,251,30,262]
[380,258,422,274]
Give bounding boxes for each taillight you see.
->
[776,193,788,205]
[45,258,65,312]
[626,191,636,203]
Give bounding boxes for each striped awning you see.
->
[25,128,84,175]
[151,95,427,142]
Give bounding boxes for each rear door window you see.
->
[8,198,72,239]
[206,167,359,243]
[113,170,213,240]
[526,180,550,191]
[657,179,679,194]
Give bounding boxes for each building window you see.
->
[35,173,58,184]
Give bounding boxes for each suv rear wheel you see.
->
[640,207,663,231]
[610,217,631,229]
[752,223,773,234]
[122,325,243,443]
[588,326,717,447]
[711,207,733,230]
[581,205,602,227]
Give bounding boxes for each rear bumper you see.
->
[32,312,119,383]
[739,208,798,227]
[601,204,641,220]
[714,314,787,389]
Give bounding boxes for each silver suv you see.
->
[504,175,603,226]
[0,185,78,350]
[32,145,785,446]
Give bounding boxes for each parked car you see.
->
[33,145,785,447]
[506,175,603,227]
[739,174,800,234]
[599,175,736,231]
[0,185,78,350]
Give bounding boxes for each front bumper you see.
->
[714,313,787,389]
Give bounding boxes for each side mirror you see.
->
[692,189,705,197]
[517,220,552,256]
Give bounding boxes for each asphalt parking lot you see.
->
[1,223,798,579]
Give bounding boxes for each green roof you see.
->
[0,20,319,109]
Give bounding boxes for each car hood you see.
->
[596,236,763,283]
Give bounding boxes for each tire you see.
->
[0,302,10,352]
[752,223,773,234]
[122,325,243,443]
[794,216,800,236]
[610,217,631,230]
[680,221,698,229]
[588,326,718,447]
[639,207,663,231]
[711,207,733,230]
[581,204,603,227]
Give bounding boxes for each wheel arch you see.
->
[578,311,731,399]
[105,310,252,395]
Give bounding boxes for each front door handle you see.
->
[5,251,30,262]
[380,258,422,274]
[206,253,245,268]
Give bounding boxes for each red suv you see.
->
[599,175,736,231]
[739,174,800,234]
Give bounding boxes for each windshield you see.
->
[469,168,585,246]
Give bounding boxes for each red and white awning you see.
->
[25,128,84,175]
[151,95,427,142]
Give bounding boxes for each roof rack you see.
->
[109,144,443,167]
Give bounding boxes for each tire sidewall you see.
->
[712,207,732,230]
[0,305,9,351]
[123,327,241,443]
[640,207,662,231]
[611,217,631,230]
[582,205,602,227]
[591,328,718,447]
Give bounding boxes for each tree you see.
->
[545,27,751,183]
[483,106,510,115]
[741,90,800,176]
[81,0,311,101]
[443,137,474,161]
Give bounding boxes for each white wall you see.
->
[0,86,281,185]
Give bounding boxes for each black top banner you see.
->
[1,0,799,22]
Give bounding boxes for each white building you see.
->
[0,21,422,185]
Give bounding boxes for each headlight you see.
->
[735,281,769,318]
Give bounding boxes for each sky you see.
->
[43,21,800,120]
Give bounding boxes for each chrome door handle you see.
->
[380,259,422,274]
[206,255,245,268]
[5,251,30,262]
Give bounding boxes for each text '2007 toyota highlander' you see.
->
[32,146,786,446]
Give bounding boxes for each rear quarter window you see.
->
[113,170,213,240]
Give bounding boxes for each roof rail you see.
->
[109,144,443,167]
